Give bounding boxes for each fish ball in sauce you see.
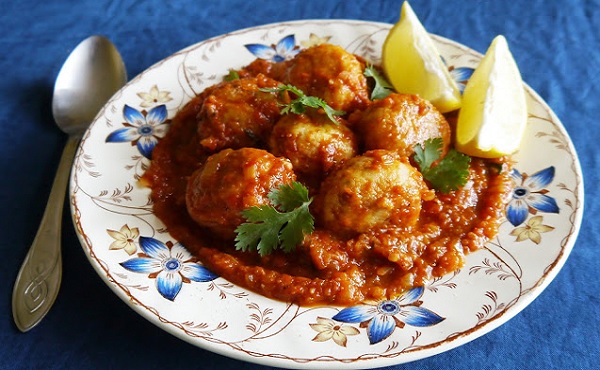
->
[186,148,296,238]
[316,150,434,236]
[283,44,370,112]
[268,112,358,187]
[350,93,451,157]
[197,74,281,152]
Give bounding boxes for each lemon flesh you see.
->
[382,1,462,113]
[456,35,527,158]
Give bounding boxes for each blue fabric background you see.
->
[1,0,598,369]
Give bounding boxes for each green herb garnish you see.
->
[224,70,240,81]
[234,181,314,256]
[261,84,345,124]
[413,138,471,193]
[364,65,394,100]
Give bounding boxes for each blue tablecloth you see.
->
[1,1,598,369]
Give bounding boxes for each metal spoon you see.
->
[12,35,127,332]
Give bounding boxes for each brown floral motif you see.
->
[510,215,555,244]
[301,33,332,48]
[107,224,139,255]
[310,317,360,347]
[70,21,582,367]
[137,85,173,108]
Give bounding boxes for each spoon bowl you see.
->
[12,35,127,332]
[53,35,127,134]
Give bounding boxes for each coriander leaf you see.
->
[414,137,444,170]
[268,180,310,211]
[425,150,471,193]
[364,65,394,100]
[413,138,471,193]
[289,99,307,115]
[240,204,279,223]
[234,181,314,256]
[279,204,314,252]
[235,206,281,253]
[224,69,240,81]
[260,84,345,124]
[322,102,346,123]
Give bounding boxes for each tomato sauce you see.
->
[143,45,513,307]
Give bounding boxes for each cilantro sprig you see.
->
[234,181,315,256]
[224,69,240,81]
[413,138,471,193]
[261,84,345,124]
[364,65,394,100]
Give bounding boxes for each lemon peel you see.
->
[455,35,527,158]
[382,1,462,113]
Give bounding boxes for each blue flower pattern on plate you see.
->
[441,56,474,93]
[106,104,169,159]
[332,286,444,344]
[506,166,560,226]
[450,66,474,93]
[68,22,582,363]
[244,34,299,62]
[120,236,218,301]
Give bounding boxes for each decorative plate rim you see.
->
[69,19,584,369]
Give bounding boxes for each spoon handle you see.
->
[12,135,79,332]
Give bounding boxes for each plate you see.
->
[70,20,584,369]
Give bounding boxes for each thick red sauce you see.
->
[143,45,513,306]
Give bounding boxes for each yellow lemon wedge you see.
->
[455,35,527,158]
[382,1,462,113]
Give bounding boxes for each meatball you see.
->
[268,112,358,187]
[283,44,370,112]
[236,58,287,81]
[349,93,451,157]
[186,148,296,238]
[315,150,434,236]
[197,74,282,152]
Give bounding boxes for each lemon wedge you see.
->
[382,1,462,113]
[455,35,527,158]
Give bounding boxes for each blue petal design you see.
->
[276,35,295,52]
[181,263,218,282]
[272,55,285,63]
[105,127,139,143]
[450,67,474,93]
[157,271,183,301]
[275,34,298,60]
[507,199,529,226]
[139,236,170,259]
[333,305,377,323]
[137,136,158,159]
[367,314,396,344]
[396,286,424,305]
[146,104,168,125]
[400,306,445,327]
[120,257,162,274]
[123,104,145,126]
[171,243,193,261]
[510,168,523,182]
[524,166,555,191]
[244,44,276,60]
[451,67,474,83]
[528,193,560,214]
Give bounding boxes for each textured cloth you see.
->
[1,0,598,369]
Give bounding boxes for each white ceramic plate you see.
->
[70,20,584,369]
